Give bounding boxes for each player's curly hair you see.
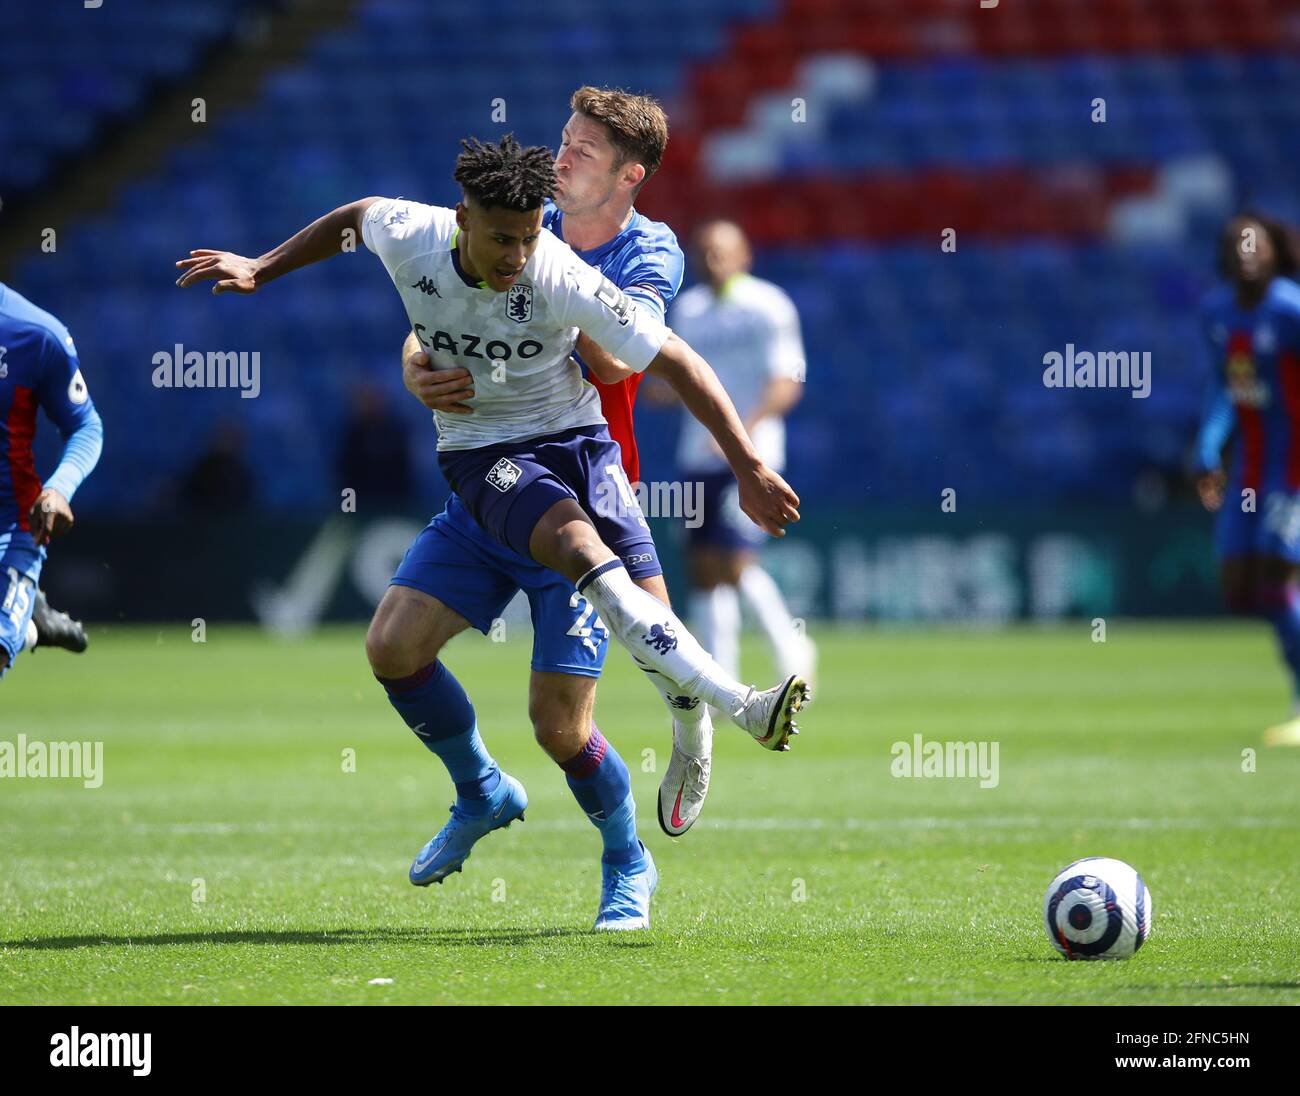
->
[453,133,556,212]
[1217,210,1300,279]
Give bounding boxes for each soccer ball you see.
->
[1043,857,1152,960]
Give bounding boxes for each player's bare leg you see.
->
[530,670,657,929]
[530,670,598,764]
[367,586,527,884]
[528,498,808,752]
[365,584,470,679]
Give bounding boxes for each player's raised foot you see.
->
[733,674,810,751]
[409,771,527,886]
[30,588,88,654]
[1264,715,1300,746]
[657,719,712,837]
[593,842,657,932]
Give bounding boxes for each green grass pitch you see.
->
[1,621,1297,1004]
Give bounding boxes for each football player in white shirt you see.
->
[399,89,717,841]
[670,221,816,689]
[175,136,809,931]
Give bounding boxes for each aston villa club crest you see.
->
[486,457,522,492]
[506,283,532,323]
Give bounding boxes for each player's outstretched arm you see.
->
[174,198,382,294]
[648,332,800,536]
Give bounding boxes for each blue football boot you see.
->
[409,772,528,886]
[593,841,658,931]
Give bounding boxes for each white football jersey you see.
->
[671,274,806,472]
[362,198,670,450]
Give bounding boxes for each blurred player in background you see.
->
[402,88,719,838]
[0,280,103,679]
[669,221,815,689]
[1193,212,1300,745]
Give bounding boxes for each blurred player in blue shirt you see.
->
[0,281,103,679]
[1193,213,1300,744]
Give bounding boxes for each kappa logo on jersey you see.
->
[595,276,633,327]
[486,457,523,493]
[68,369,88,405]
[385,205,410,227]
[506,283,532,323]
[410,276,441,298]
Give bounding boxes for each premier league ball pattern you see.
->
[1043,857,1152,960]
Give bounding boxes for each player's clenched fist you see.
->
[28,487,74,547]
[737,463,800,537]
[174,250,261,294]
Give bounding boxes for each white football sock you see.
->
[637,625,713,756]
[674,704,713,757]
[739,564,801,674]
[689,584,740,682]
[578,560,752,717]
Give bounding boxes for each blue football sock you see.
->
[560,724,641,866]
[377,660,500,800]
[1260,582,1300,705]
